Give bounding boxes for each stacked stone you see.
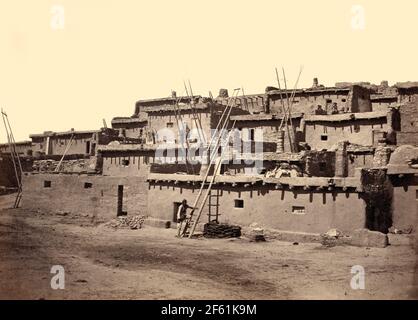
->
[203,222,241,238]
[335,141,348,177]
[105,215,145,230]
[373,140,392,167]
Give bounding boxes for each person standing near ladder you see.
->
[176,199,194,237]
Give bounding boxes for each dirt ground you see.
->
[0,194,417,300]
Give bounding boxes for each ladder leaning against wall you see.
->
[180,89,240,238]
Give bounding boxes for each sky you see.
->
[0,0,417,142]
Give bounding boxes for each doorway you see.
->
[117,185,126,216]
[173,202,181,222]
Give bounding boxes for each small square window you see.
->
[121,159,130,166]
[234,199,244,208]
[321,135,328,141]
[292,206,306,214]
[44,181,51,188]
[84,182,93,189]
[166,122,174,128]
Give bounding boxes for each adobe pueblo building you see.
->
[2,78,417,243]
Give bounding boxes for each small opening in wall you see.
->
[121,159,130,166]
[249,129,255,141]
[44,181,51,188]
[320,134,328,141]
[166,122,174,128]
[342,99,346,102]
[292,206,306,214]
[84,182,93,189]
[234,199,244,208]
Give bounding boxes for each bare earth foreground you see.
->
[0,194,417,300]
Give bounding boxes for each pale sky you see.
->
[0,0,417,142]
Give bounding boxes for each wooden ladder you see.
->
[181,89,240,238]
[1,109,24,208]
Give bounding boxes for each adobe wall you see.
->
[397,132,418,146]
[21,174,148,221]
[305,119,388,150]
[47,135,96,156]
[236,119,302,153]
[0,143,32,155]
[148,110,213,143]
[147,182,367,234]
[0,155,17,187]
[112,122,147,139]
[390,175,418,231]
[269,92,350,115]
[371,101,396,112]
[351,86,372,113]
[102,152,154,177]
[347,153,374,177]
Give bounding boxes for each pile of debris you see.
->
[32,158,97,173]
[104,215,145,230]
[203,222,241,238]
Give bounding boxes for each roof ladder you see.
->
[1,109,23,208]
[180,89,240,238]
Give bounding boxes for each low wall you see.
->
[21,173,148,222]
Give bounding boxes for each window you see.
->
[44,181,51,188]
[292,206,306,214]
[234,199,244,208]
[342,99,346,102]
[319,162,326,172]
[84,182,93,189]
[321,134,328,141]
[121,159,130,166]
[166,122,174,128]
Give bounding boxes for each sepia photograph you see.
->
[0,0,417,310]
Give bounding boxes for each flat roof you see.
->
[29,130,101,138]
[147,173,362,190]
[0,140,32,147]
[304,111,388,122]
[230,113,303,122]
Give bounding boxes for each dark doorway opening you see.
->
[91,143,96,156]
[86,141,91,155]
[117,185,126,216]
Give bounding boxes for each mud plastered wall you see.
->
[22,174,148,222]
[147,182,366,234]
